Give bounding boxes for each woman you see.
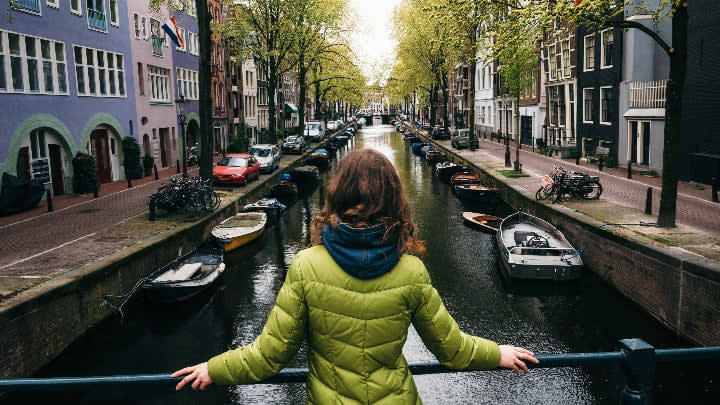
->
[173,149,539,403]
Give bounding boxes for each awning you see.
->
[284,103,298,114]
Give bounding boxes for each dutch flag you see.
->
[162,17,184,48]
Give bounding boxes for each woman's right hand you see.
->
[498,345,539,373]
[172,362,213,391]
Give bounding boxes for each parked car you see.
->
[212,154,261,185]
[451,129,470,149]
[326,121,338,132]
[304,121,325,141]
[282,136,307,154]
[431,126,450,140]
[249,144,280,173]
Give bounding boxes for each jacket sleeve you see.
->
[412,283,501,370]
[207,259,307,385]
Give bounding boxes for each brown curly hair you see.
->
[310,148,425,256]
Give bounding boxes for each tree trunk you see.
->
[441,76,450,132]
[298,63,307,136]
[514,95,521,172]
[469,58,477,147]
[314,75,321,120]
[429,85,437,126]
[196,0,213,179]
[268,56,278,142]
[657,3,687,227]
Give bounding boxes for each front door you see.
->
[520,116,532,146]
[49,144,64,195]
[159,128,168,168]
[91,129,112,184]
[17,147,31,180]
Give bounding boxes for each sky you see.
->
[348,0,403,84]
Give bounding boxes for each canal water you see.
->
[6,126,718,404]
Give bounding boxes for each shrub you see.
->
[605,155,618,168]
[121,137,144,179]
[72,152,98,194]
[143,154,154,170]
[566,148,579,159]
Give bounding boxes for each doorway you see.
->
[520,116,533,146]
[49,144,64,195]
[628,120,650,165]
[159,128,169,168]
[90,129,112,184]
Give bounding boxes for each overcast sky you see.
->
[348,0,402,84]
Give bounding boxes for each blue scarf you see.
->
[321,222,400,279]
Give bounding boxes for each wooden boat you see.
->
[265,180,298,198]
[462,212,502,233]
[143,248,225,303]
[212,212,267,252]
[450,172,481,185]
[425,149,445,163]
[496,212,583,280]
[436,161,466,178]
[289,165,320,183]
[453,184,496,202]
[243,198,286,216]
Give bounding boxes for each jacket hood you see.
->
[321,223,399,279]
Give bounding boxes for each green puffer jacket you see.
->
[208,245,501,404]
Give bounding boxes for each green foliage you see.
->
[227,124,250,153]
[604,155,618,168]
[121,137,144,179]
[566,148,579,159]
[72,152,98,194]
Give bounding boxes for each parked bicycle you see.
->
[149,176,220,218]
[536,165,603,202]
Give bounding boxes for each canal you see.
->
[5,125,718,404]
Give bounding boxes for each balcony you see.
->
[88,8,107,31]
[628,80,666,109]
[12,0,40,13]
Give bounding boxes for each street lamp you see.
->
[176,95,188,177]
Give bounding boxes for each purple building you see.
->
[170,3,200,153]
[0,0,136,194]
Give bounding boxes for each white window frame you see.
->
[0,30,68,95]
[149,65,170,103]
[133,13,140,39]
[109,0,118,26]
[176,28,187,52]
[13,0,42,15]
[46,0,59,8]
[600,28,614,69]
[582,87,594,124]
[599,86,612,125]
[86,0,108,33]
[548,44,557,80]
[73,44,125,98]
[70,0,81,15]
[141,16,148,40]
[561,39,571,78]
[584,34,595,72]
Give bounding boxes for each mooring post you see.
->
[628,161,633,179]
[575,154,580,166]
[93,184,99,198]
[598,155,604,171]
[619,339,655,405]
[712,177,718,203]
[127,176,132,188]
[176,160,181,174]
[644,187,652,215]
[504,142,512,168]
[154,164,159,181]
[46,189,53,212]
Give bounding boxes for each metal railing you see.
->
[1,339,719,404]
[87,8,107,31]
[628,80,667,109]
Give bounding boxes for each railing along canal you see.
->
[1,339,719,404]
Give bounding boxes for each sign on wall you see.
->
[31,159,50,183]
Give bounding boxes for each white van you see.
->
[304,121,325,141]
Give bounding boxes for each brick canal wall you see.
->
[0,135,344,379]
[411,128,720,346]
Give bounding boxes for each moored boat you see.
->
[243,198,287,216]
[453,184,496,202]
[212,212,267,252]
[265,180,298,198]
[496,212,583,280]
[450,172,481,185]
[289,165,320,183]
[307,149,330,167]
[425,149,445,163]
[462,212,502,233]
[142,248,225,303]
[435,161,466,178]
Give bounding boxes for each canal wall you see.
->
[0,135,345,379]
[409,128,720,347]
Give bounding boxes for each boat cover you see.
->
[0,172,46,216]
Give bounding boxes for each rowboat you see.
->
[496,212,583,280]
[307,149,330,167]
[289,165,320,183]
[243,198,287,216]
[462,212,502,233]
[450,172,481,185]
[425,149,445,163]
[453,184,496,202]
[435,161,465,178]
[142,248,225,303]
[265,180,298,199]
[211,212,267,252]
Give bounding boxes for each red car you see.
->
[212,154,261,185]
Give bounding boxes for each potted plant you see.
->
[143,154,154,177]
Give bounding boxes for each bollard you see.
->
[176,160,181,174]
[154,164,159,180]
[712,178,718,202]
[627,161,633,179]
[127,176,133,188]
[93,185,99,198]
[575,155,580,166]
[504,143,512,167]
[46,189,53,212]
[619,338,655,405]
[598,155,604,171]
[644,187,652,215]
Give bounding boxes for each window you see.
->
[601,29,614,68]
[12,0,41,14]
[600,86,613,124]
[133,14,140,39]
[176,28,186,52]
[74,45,124,97]
[561,39,570,78]
[47,0,58,8]
[141,16,148,40]
[109,0,118,26]
[148,65,170,102]
[137,62,144,94]
[183,0,197,17]
[150,19,164,56]
[86,0,107,32]
[0,31,67,94]
[584,34,595,71]
[176,68,199,100]
[187,32,199,55]
[30,129,47,159]
[548,45,557,80]
[583,88,594,123]
[71,0,81,14]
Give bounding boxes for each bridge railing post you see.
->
[619,338,655,405]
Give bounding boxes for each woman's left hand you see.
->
[171,362,213,391]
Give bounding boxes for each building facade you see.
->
[170,2,200,158]
[542,25,578,150]
[0,0,136,193]
[209,0,227,153]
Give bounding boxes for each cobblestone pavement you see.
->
[444,137,720,233]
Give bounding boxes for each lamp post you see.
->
[176,95,188,177]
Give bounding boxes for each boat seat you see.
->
[154,262,203,282]
[514,231,538,247]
